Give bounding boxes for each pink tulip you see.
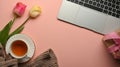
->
[13,2,26,16]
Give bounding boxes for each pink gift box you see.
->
[103,32,120,60]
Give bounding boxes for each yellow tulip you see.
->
[30,5,41,18]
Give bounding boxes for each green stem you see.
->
[9,16,30,37]
[12,15,17,25]
[19,16,30,28]
[13,15,17,22]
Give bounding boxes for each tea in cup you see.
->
[10,40,28,59]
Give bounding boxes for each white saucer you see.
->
[5,34,35,63]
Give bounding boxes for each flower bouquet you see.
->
[0,2,41,47]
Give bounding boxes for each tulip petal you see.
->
[13,2,26,16]
[30,5,41,18]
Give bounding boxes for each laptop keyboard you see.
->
[67,0,120,18]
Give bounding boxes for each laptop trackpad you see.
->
[74,7,108,33]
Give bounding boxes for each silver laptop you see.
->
[58,0,120,34]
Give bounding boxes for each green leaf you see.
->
[9,26,24,38]
[0,20,14,45]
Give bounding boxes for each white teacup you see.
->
[5,34,35,63]
[9,40,28,59]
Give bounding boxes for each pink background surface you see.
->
[0,0,120,67]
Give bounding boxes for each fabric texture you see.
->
[0,43,59,67]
